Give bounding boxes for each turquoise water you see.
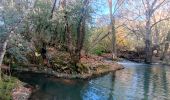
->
[16,61,170,100]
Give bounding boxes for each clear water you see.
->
[16,61,170,100]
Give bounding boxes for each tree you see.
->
[74,0,90,64]
[64,0,90,66]
[160,31,170,60]
[0,0,33,79]
[107,0,125,60]
[0,35,9,80]
[124,0,170,63]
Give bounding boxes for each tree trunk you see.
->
[65,14,73,53]
[0,37,8,80]
[145,19,152,63]
[62,0,74,63]
[160,31,170,60]
[75,18,86,64]
[160,42,169,60]
[108,0,117,60]
[61,0,72,51]
[41,42,48,66]
[153,16,159,46]
[111,17,117,60]
[73,0,89,65]
[63,0,89,66]
[61,0,89,67]
[145,5,153,63]
[153,16,160,56]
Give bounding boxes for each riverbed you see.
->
[15,60,170,100]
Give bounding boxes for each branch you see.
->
[113,0,125,15]
[89,32,110,50]
[91,30,105,44]
[142,0,147,11]
[151,17,170,29]
[151,0,158,9]
[50,0,58,19]
[123,24,145,39]
[89,23,125,50]
[153,0,166,12]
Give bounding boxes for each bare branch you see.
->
[50,0,58,19]
[151,17,170,29]
[153,0,166,12]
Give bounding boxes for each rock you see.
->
[12,86,32,100]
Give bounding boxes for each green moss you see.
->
[0,76,18,100]
[94,49,103,56]
[97,65,109,69]
[76,63,90,74]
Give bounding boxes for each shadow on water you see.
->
[13,61,170,100]
[13,72,88,100]
[108,73,115,100]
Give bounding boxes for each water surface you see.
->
[16,61,170,100]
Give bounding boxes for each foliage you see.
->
[0,0,170,68]
[89,25,131,55]
[93,49,106,56]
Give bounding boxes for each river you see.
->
[16,60,170,100]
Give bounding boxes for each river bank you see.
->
[11,58,123,79]
[11,60,170,100]
[9,48,124,79]
[2,48,124,99]
[10,57,123,99]
[104,50,170,65]
[0,75,32,100]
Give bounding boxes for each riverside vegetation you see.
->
[0,0,170,99]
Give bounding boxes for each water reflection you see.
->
[15,73,87,100]
[15,62,170,100]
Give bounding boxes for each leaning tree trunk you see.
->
[0,37,9,80]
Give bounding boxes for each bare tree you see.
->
[107,0,125,60]
[143,0,170,63]
[160,31,170,60]
[124,0,170,63]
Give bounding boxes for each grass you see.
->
[0,76,18,100]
